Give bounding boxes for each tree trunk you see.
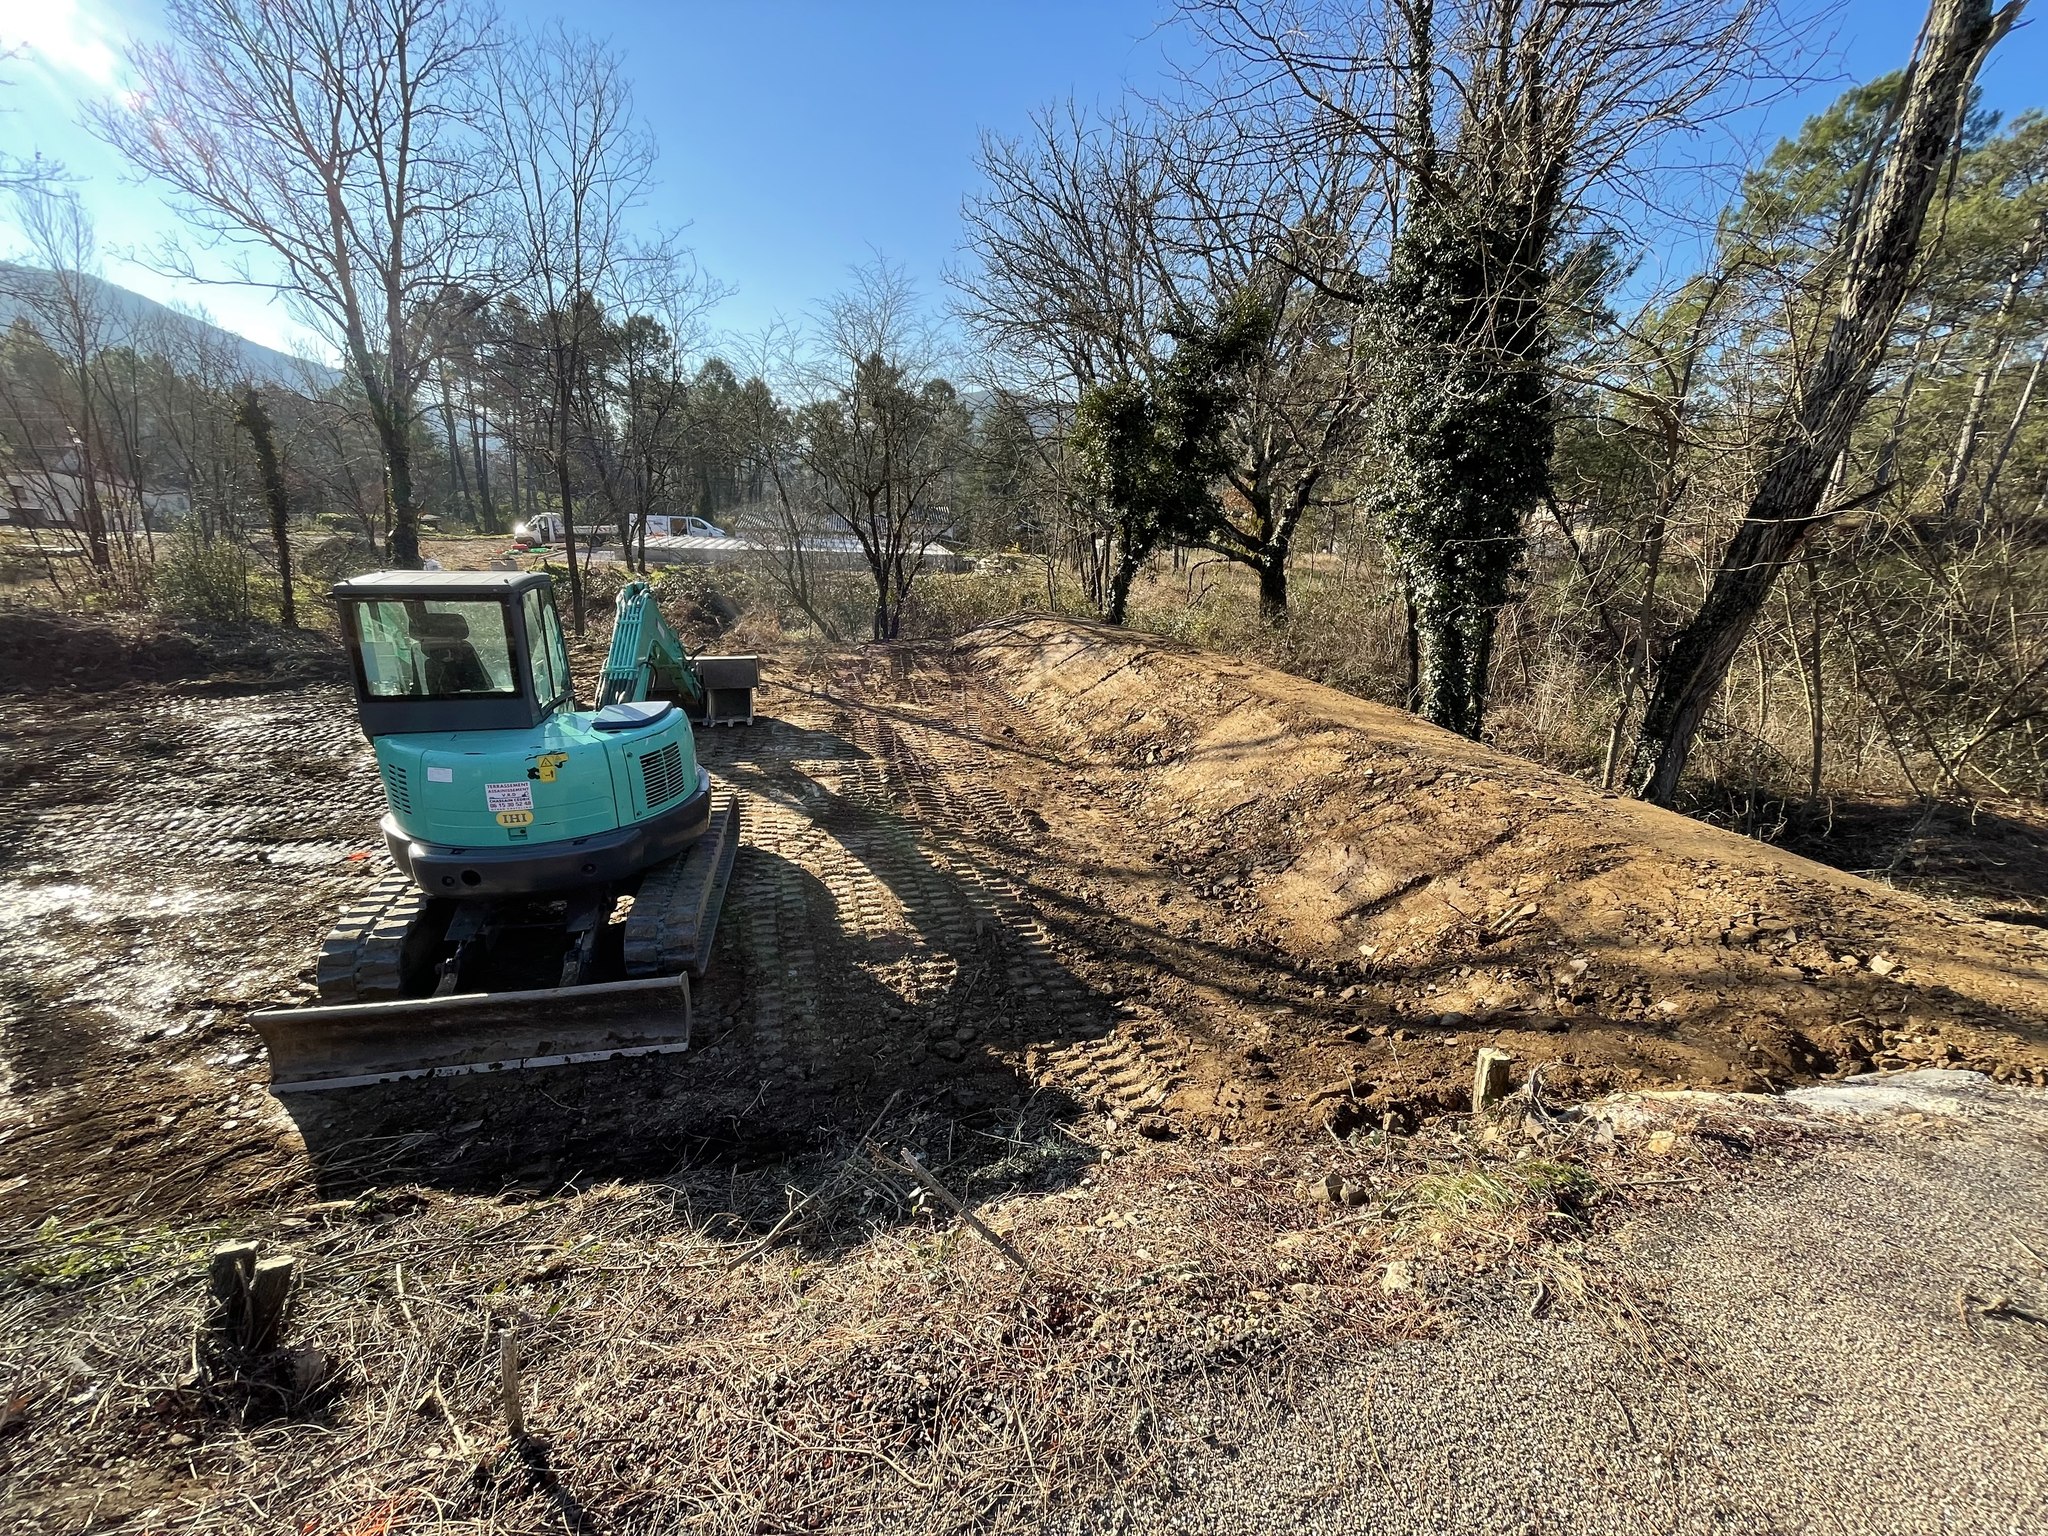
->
[1978,349,2042,516]
[1106,539,1142,626]
[1257,558,1288,621]
[237,386,297,629]
[555,452,585,636]
[547,352,587,633]
[78,478,113,574]
[1412,590,1494,737]
[1401,587,1421,711]
[469,397,498,534]
[1802,548,1824,805]
[1939,210,2043,524]
[1626,0,2017,805]
[439,365,473,527]
[373,404,422,569]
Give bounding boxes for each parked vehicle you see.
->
[515,512,732,546]
[516,512,615,546]
[642,514,730,540]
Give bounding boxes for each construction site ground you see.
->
[3,606,2046,1533]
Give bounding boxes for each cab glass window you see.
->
[522,588,568,710]
[542,596,572,706]
[350,599,518,699]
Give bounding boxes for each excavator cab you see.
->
[334,571,572,738]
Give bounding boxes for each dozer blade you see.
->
[249,974,690,1095]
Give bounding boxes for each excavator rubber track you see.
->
[622,799,741,977]
[315,873,437,1003]
[253,794,743,1093]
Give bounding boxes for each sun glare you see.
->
[2,0,122,89]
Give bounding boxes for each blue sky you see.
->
[2,0,2042,364]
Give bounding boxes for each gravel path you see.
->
[1142,1078,2048,1535]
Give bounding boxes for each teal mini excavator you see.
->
[251,571,759,1093]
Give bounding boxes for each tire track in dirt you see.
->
[739,656,1195,1127]
[0,685,389,1217]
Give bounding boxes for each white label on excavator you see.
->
[427,766,453,783]
[485,781,533,812]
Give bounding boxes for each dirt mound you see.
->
[0,608,343,693]
[966,617,2048,1117]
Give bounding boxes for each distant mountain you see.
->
[0,263,339,389]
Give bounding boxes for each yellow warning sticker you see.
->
[495,810,535,828]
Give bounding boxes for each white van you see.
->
[516,512,614,546]
[519,512,729,544]
[644,514,730,540]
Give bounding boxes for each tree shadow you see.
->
[1697,790,2048,919]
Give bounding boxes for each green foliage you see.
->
[1400,1159,1600,1237]
[2,1218,214,1292]
[1071,291,1274,624]
[958,395,1043,553]
[797,350,972,641]
[1727,74,1915,263]
[1725,76,2034,315]
[149,523,252,623]
[1368,191,1554,736]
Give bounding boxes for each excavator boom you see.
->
[599,580,759,724]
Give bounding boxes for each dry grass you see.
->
[0,1099,1705,1535]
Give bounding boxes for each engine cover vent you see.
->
[640,742,686,808]
[381,762,412,816]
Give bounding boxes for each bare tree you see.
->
[958,108,1179,612]
[237,384,296,626]
[0,46,66,195]
[486,23,657,634]
[2,190,121,574]
[797,260,965,641]
[1189,0,1798,735]
[94,0,495,569]
[1625,0,2024,803]
[1161,112,1378,618]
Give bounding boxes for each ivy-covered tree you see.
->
[1367,190,1555,736]
[1073,293,1271,624]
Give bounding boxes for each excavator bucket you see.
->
[686,655,760,726]
[248,975,691,1094]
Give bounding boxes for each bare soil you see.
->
[5,608,2046,1217]
[4,607,2047,1531]
[963,616,2048,1131]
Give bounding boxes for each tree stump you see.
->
[1472,1048,1513,1115]
[246,1255,298,1352]
[208,1241,259,1335]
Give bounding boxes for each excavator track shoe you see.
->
[623,796,741,978]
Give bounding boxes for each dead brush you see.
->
[0,1111,1427,1534]
[1396,1159,1601,1243]
[0,1101,1719,1534]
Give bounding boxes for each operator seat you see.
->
[411,612,491,694]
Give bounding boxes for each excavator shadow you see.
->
[272,850,1108,1254]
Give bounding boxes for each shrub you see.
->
[298,533,383,583]
[150,526,251,623]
